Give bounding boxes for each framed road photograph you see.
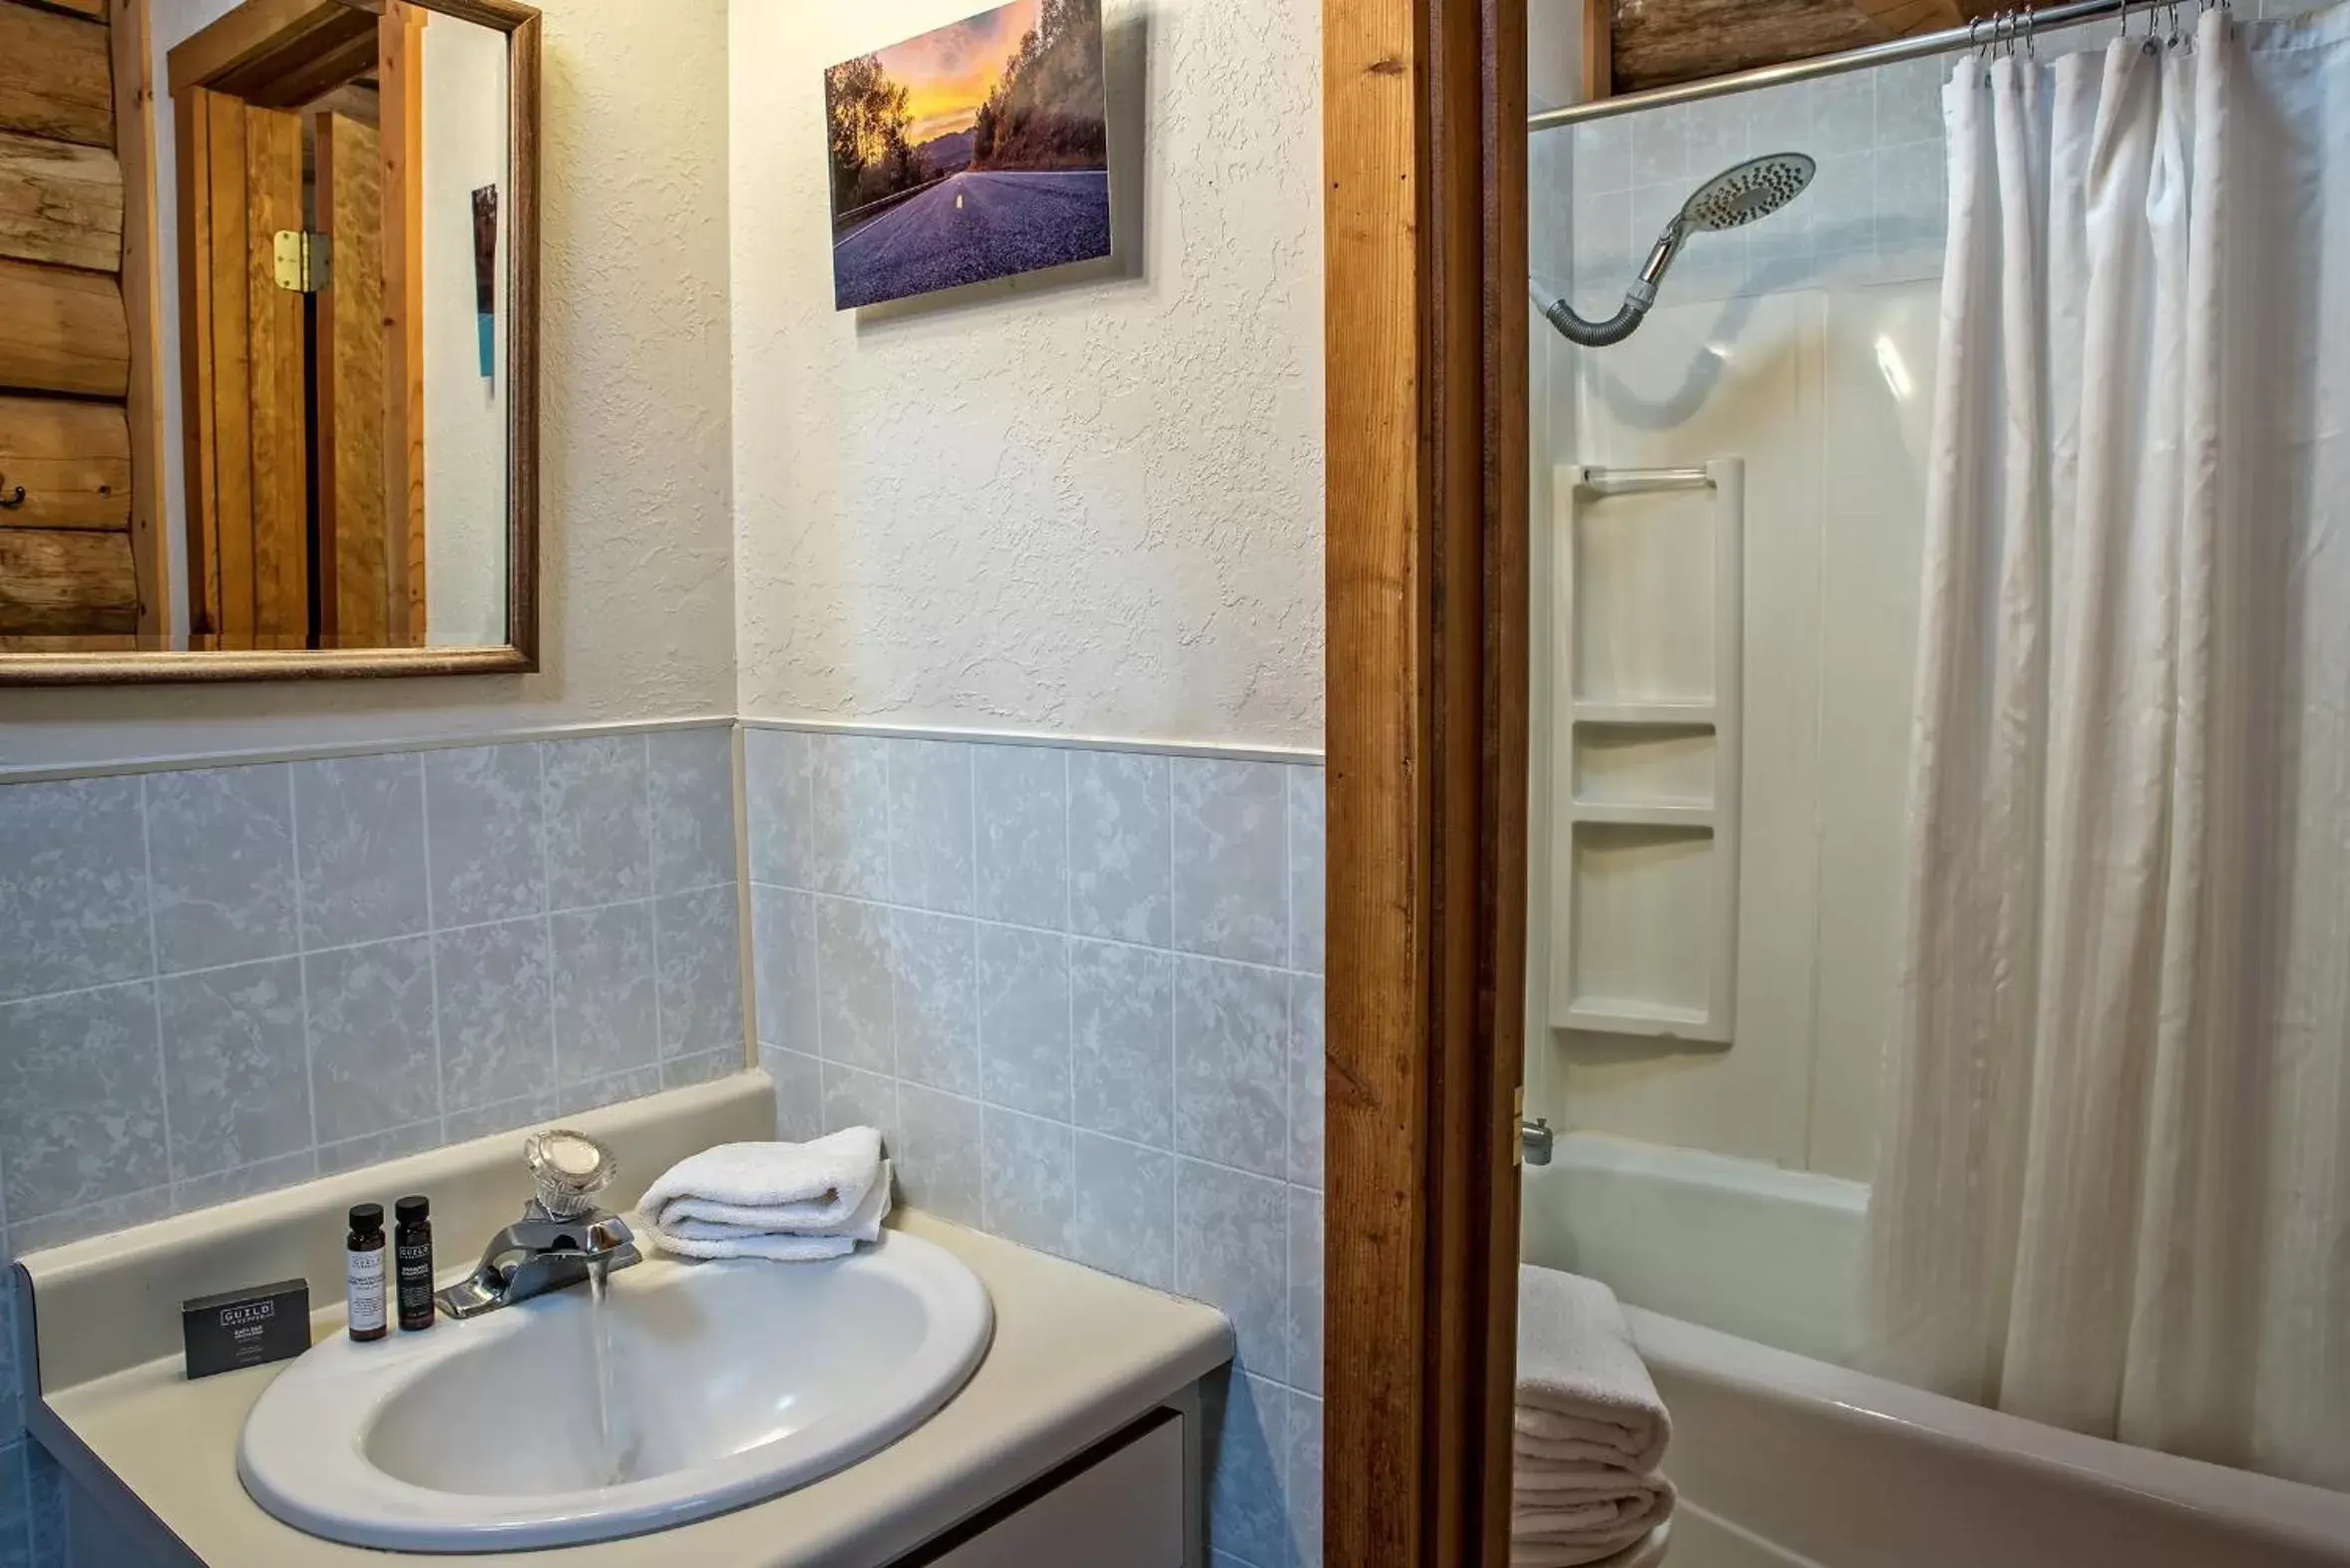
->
[824,0,1110,309]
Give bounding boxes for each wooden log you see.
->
[0,130,123,271]
[0,1,115,150]
[0,523,138,633]
[1613,0,1885,93]
[0,634,140,650]
[0,255,128,395]
[1856,0,2000,32]
[0,394,129,528]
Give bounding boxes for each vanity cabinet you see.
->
[909,1408,1191,1568]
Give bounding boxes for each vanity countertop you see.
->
[36,1211,1232,1567]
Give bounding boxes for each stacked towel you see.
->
[1513,1266,1676,1568]
[638,1129,893,1262]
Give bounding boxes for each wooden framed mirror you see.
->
[0,0,539,684]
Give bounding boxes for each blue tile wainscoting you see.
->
[0,721,745,1566]
[742,724,1327,1568]
[0,718,1323,1567]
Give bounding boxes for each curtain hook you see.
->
[1970,14,1985,58]
[2024,5,2038,59]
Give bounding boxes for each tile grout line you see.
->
[1167,755,1182,1301]
[289,766,320,1157]
[138,776,175,1194]
[0,888,741,1014]
[806,738,830,1145]
[1284,769,1300,1192]
[730,886,1318,982]
[644,735,666,1071]
[541,744,561,1098]
[880,744,904,1164]
[963,743,983,1209]
[1065,750,1079,1253]
[1061,757,1077,1248]
[418,752,449,1148]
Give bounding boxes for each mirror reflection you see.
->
[0,0,525,664]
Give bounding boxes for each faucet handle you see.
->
[524,1128,616,1219]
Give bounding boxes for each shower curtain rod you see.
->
[1529,0,2134,131]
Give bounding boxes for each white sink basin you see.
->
[237,1231,992,1552]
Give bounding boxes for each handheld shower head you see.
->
[1680,154,1817,233]
[1534,151,1816,349]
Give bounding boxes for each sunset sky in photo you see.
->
[871,0,1044,144]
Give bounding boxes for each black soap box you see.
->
[182,1279,310,1379]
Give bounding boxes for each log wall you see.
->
[0,0,144,643]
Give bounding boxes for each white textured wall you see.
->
[422,15,513,648]
[0,0,736,776]
[727,0,1325,751]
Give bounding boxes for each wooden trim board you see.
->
[112,0,169,641]
[1324,0,1529,1561]
[380,0,428,642]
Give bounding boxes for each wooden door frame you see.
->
[1325,0,1529,1560]
[114,0,171,643]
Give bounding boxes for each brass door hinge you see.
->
[273,230,332,293]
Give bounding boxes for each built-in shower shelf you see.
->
[1570,802,1717,831]
[1549,458,1746,1047]
[1555,997,1715,1035]
[1570,701,1721,727]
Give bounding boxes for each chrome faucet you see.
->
[436,1130,643,1320]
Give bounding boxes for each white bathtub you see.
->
[1524,1134,2350,1567]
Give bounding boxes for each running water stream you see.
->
[587,1259,628,1486]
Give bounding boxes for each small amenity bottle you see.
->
[394,1196,435,1333]
[346,1203,388,1343]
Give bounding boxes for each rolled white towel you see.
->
[639,1130,891,1262]
[649,1163,894,1262]
[639,1129,885,1233]
[1515,1266,1670,1473]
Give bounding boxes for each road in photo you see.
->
[833,169,1110,309]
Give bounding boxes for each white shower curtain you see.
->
[1866,8,2350,1490]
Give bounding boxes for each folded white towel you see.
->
[1512,1266,1675,1567]
[1510,1518,1669,1568]
[1515,1266,1671,1473]
[1510,1478,1673,1565]
[639,1129,884,1231]
[649,1163,894,1262]
[638,1131,890,1263]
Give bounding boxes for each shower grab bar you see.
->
[1530,0,2136,132]
[1577,466,1716,497]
